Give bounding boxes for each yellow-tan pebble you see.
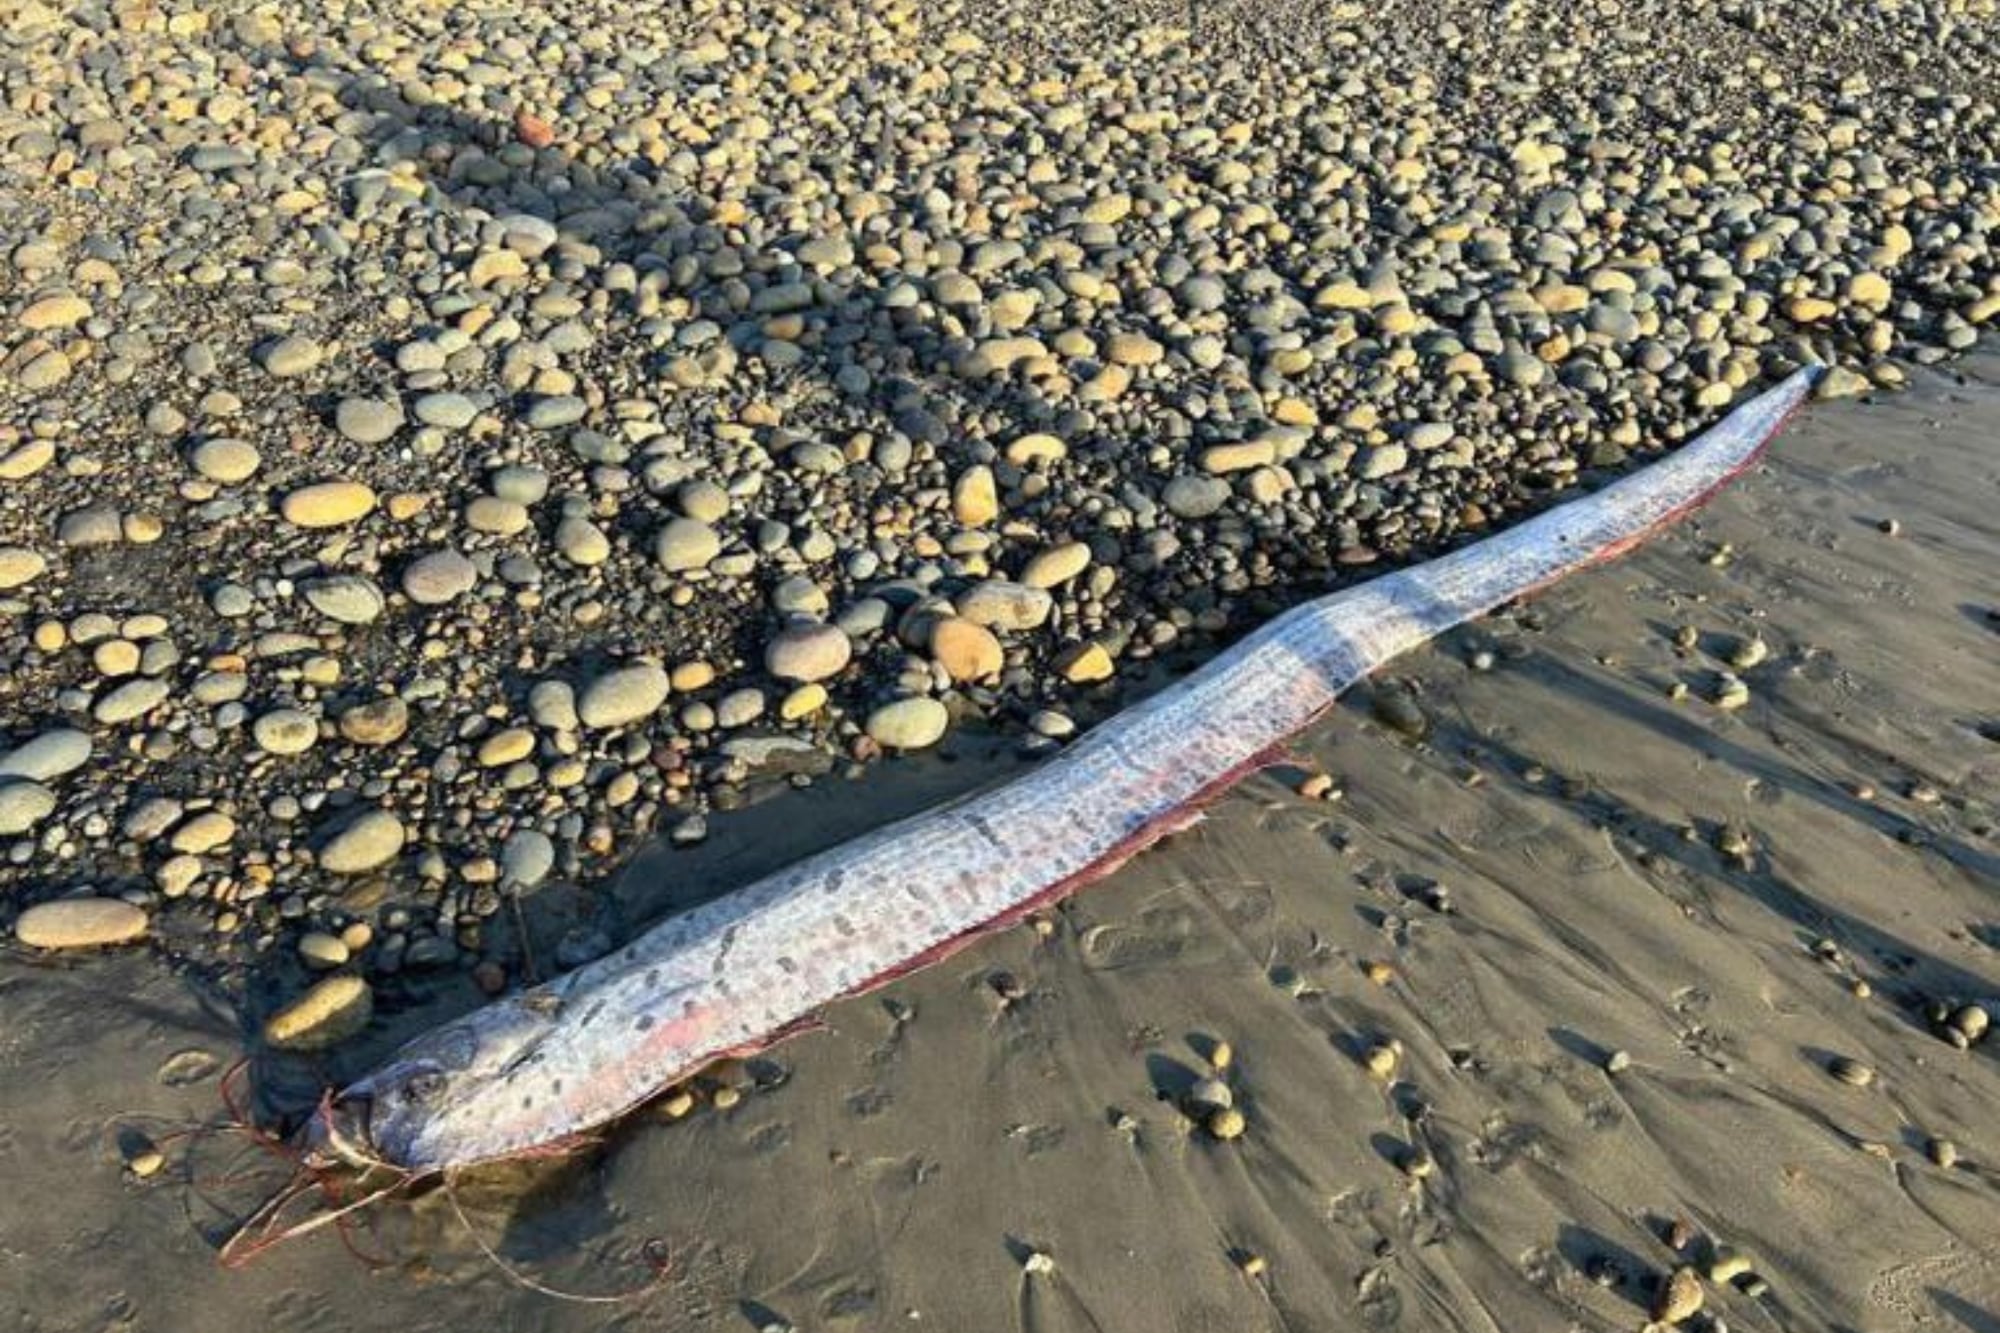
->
[659,1089,696,1120]
[1210,1040,1234,1071]
[1207,1107,1247,1140]
[1056,641,1114,684]
[712,1085,743,1111]
[93,639,141,677]
[263,975,373,1051]
[477,727,535,767]
[929,616,1004,682]
[1365,961,1396,985]
[127,1148,166,1179]
[670,661,715,692]
[781,683,827,721]
[1364,1043,1400,1078]
[281,481,377,528]
[297,931,351,969]
[32,620,66,652]
[16,898,149,949]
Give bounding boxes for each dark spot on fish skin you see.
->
[635,1013,655,1030]
[550,1079,563,1095]
[646,968,660,986]
[825,867,845,894]
[833,914,855,936]
[521,1096,532,1109]
[968,814,1004,847]
[777,955,798,974]
[584,1001,606,1024]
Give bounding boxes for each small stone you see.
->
[477,727,535,767]
[301,575,385,625]
[765,623,852,683]
[1927,1137,1959,1169]
[0,546,47,589]
[339,698,409,746]
[0,780,58,834]
[169,811,236,854]
[0,729,91,780]
[1364,1043,1399,1078]
[1056,641,1115,684]
[18,294,93,331]
[1206,1107,1247,1141]
[501,829,555,888]
[258,335,323,377]
[1653,1267,1704,1325]
[955,581,1053,631]
[1829,1055,1874,1087]
[319,810,406,874]
[94,678,170,725]
[928,617,1003,682]
[1021,541,1091,588]
[282,482,377,528]
[865,697,950,750]
[189,438,261,484]
[554,517,610,566]
[655,518,721,572]
[1605,1049,1632,1074]
[263,975,373,1051]
[334,397,404,444]
[402,550,478,605]
[297,932,351,969]
[1186,1077,1234,1111]
[953,465,999,526]
[16,899,148,949]
[252,709,318,755]
[578,664,671,730]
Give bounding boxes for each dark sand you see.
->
[4,351,1997,1331]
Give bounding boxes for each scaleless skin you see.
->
[313,370,1815,1174]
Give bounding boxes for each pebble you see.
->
[15,898,148,949]
[402,550,478,605]
[282,482,377,528]
[0,729,91,781]
[263,975,373,1051]
[302,575,385,625]
[252,709,319,756]
[655,519,721,572]
[865,698,950,751]
[929,618,1004,682]
[578,663,671,730]
[189,438,261,484]
[0,546,47,589]
[1829,1055,1875,1087]
[334,397,405,445]
[319,810,407,874]
[765,623,853,683]
[1653,1267,1704,1324]
[1206,1107,1247,1141]
[0,780,57,834]
[258,336,323,378]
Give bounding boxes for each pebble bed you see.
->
[0,0,1995,1037]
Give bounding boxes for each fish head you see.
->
[308,991,558,1171]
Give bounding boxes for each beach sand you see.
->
[3,349,1996,1331]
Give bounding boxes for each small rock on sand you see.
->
[16,898,149,949]
[866,697,949,750]
[319,810,406,874]
[263,975,373,1051]
[578,663,671,730]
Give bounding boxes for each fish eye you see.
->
[401,1070,449,1105]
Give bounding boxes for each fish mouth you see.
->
[304,1091,379,1170]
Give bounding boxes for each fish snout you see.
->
[305,1091,380,1169]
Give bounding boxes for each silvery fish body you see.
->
[316,371,1814,1172]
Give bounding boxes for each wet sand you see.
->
[4,350,1997,1331]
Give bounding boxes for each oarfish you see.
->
[310,370,1816,1174]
